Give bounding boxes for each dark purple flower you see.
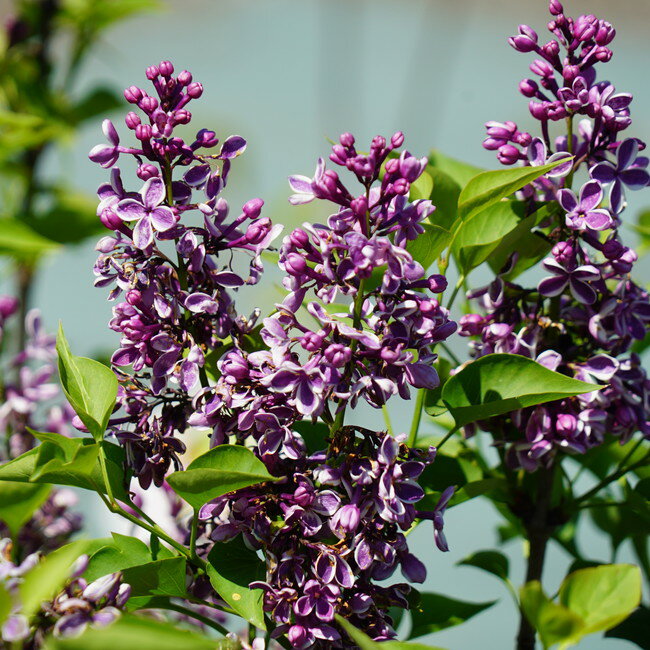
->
[558,180,612,231]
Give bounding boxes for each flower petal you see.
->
[149,206,176,232]
[589,161,616,184]
[132,215,153,248]
[141,177,166,209]
[557,188,578,213]
[616,138,638,170]
[578,180,603,212]
[115,198,146,222]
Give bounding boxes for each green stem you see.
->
[190,509,200,561]
[381,404,393,435]
[575,451,650,505]
[161,601,229,636]
[440,342,461,366]
[98,445,115,504]
[446,273,466,311]
[436,425,459,451]
[408,389,425,447]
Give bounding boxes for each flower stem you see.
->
[515,465,556,650]
[446,273,466,311]
[160,601,229,636]
[408,389,425,447]
[190,508,200,561]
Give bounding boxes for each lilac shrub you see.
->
[463,0,650,470]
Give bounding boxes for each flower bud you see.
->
[187,82,203,98]
[158,60,174,76]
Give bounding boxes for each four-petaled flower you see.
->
[590,138,650,213]
[538,256,601,305]
[558,180,612,231]
[115,177,177,248]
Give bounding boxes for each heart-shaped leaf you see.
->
[442,354,597,428]
[167,444,276,510]
[559,564,642,639]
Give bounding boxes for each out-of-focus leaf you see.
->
[20,541,89,618]
[559,564,642,639]
[605,605,650,649]
[71,87,122,124]
[32,189,105,244]
[60,0,162,34]
[410,170,433,201]
[458,550,509,581]
[442,354,597,428]
[0,218,60,257]
[0,583,11,627]
[42,614,236,650]
[0,482,51,536]
[336,615,447,649]
[520,581,584,649]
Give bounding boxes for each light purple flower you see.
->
[115,177,176,248]
[89,119,120,168]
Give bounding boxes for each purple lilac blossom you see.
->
[464,1,650,469]
[0,541,130,647]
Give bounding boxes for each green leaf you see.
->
[0,218,60,257]
[206,538,266,629]
[56,324,117,440]
[451,200,534,275]
[457,157,571,223]
[407,167,461,269]
[457,550,509,581]
[520,581,585,649]
[167,444,276,510]
[559,564,642,638]
[442,354,597,429]
[31,189,106,245]
[410,170,433,201]
[408,592,496,639]
[42,614,236,650]
[486,204,560,279]
[428,149,484,187]
[292,420,330,454]
[121,557,187,607]
[20,541,90,618]
[71,87,122,124]
[605,605,650,650]
[84,533,173,582]
[0,482,51,535]
[0,433,130,501]
[0,583,11,627]
[336,615,447,649]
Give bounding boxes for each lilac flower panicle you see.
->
[466,1,650,469]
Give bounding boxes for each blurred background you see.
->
[1,0,648,647]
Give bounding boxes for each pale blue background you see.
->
[8,0,650,647]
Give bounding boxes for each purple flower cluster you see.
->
[0,302,82,555]
[465,1,650,469]
[198,432,450,647]
[185,133,457,646]
[1,541,130,646]
[89,62,281,488]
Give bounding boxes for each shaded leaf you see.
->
[408,592,496,639]
[428,149,483,187]
[458,550,509,581]
[605,605,650,650]
[121,557,187,607]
